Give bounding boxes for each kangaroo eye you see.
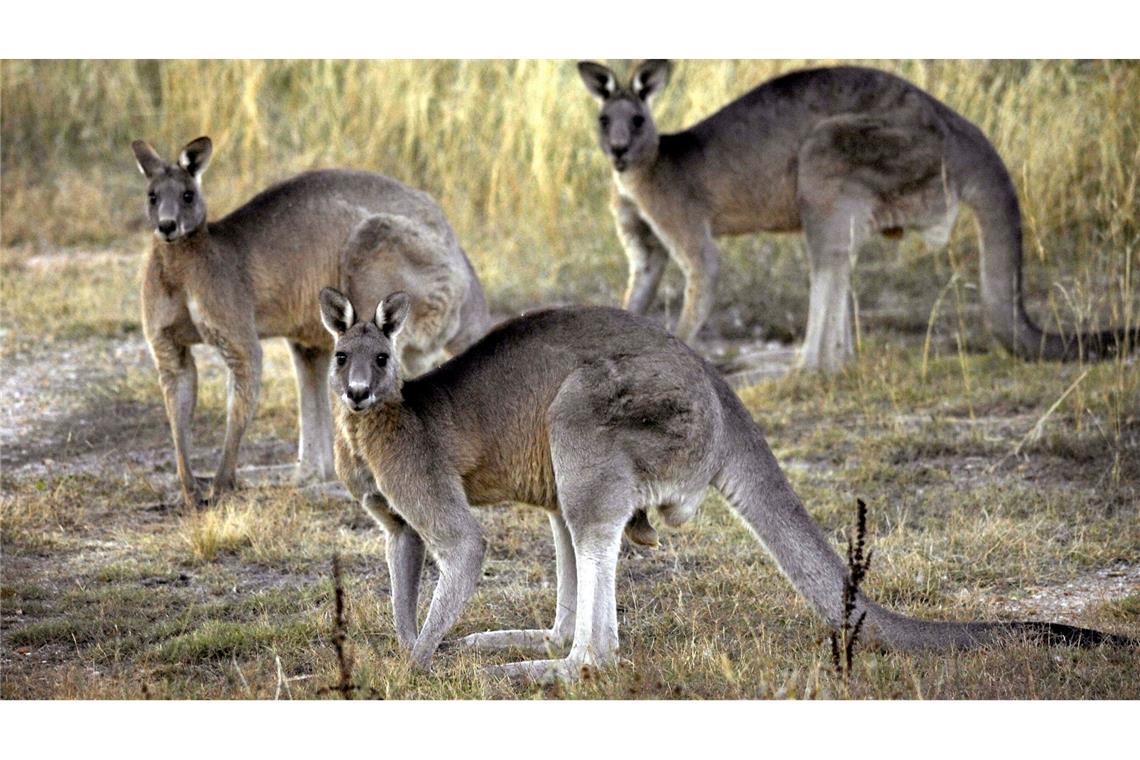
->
[598,115,610,129]
[375,353,389,368]
[335,353,347,367]
[182,191,195,204]
[631,115,645,129]
[148,193,157,206]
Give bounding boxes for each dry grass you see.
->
[1,250,1137,699]
[2,60,1137,325]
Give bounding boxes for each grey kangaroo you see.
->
[132,136,489,508]
[578,60,1138,371]
[322,290,1130,682]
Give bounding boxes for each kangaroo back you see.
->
[337,212,490,374]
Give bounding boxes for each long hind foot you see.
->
[235,463,295,485]
[483,657,594,685]
[454,629,570,655]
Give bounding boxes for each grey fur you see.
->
[131,136,490,508]
[577,61,1137,370]
[324,297,1130,681]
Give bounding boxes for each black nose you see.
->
[158,220,176,235]
[346,385,370,403]
[611,145,628,159]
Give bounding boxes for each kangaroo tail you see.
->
[712,394,1135,650]
[958,138,1138,362]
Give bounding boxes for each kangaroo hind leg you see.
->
[289,341,336,481]
[457,512,578,655]
[796,111,949,371]
[484,446,631,683]
[797,204,870,372]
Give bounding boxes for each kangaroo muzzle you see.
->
[343,361,375,410]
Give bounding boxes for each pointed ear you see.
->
[178,136,213,179]
[131,140,165,179]
[374,291,410,339]
[577,61,617,102]
[631,59,672,103]
[319,287,355,337]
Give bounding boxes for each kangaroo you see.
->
[131,136,490,508]
[577,60,1138,371]
[321,289,1131,682]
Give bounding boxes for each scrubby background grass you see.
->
[1,60,1138,699]
[2,60,1138,333]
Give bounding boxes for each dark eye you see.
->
[375,353,389,368]
[148,193,157,206]
[182,191,195,204]
[335,353,346,367]
[631,115,645,129]
[598,115,610,128]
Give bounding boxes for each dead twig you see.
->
[316,554,380,699]
[830,498,873,688]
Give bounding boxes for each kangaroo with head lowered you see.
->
[132,136,489,508]
[322,290,1131,681]
[578,60,1138,371]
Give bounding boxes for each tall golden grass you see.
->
[2,60,1137,320]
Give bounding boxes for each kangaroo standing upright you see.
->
[322,290,1130,682]
[578,60,1137,371]
[131,136,489,508]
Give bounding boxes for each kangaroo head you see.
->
[320,287,410,413]
[577,60,672,172]
[130,136,212,242]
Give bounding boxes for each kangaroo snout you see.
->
[609,143,630,165]
[345,383,372,410]
[157,219,178,238]
[346,383,370,402]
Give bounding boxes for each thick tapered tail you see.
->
[959,141,1138,362]
[712,395,1134,650]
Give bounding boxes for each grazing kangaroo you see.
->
[131,136,489,508]
[322,290,1130,681]
[577,60,1138,371]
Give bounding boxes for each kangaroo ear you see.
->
[577,61,617,102]
[374,291,410,339]
[631,59,672,103]
[178,136,213,179]
[131,140,165,179]
[319,287,355,337]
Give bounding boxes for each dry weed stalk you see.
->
[830,498,873,687]
[317,554,370,699]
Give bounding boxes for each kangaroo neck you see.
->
[353,396,409,450]
[153,225,212,272]
[613,159,657,200]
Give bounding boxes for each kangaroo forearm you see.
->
[152,340,200,499]
[387,527,426,650]
[335,440,375,503]
[409,532,486,669]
